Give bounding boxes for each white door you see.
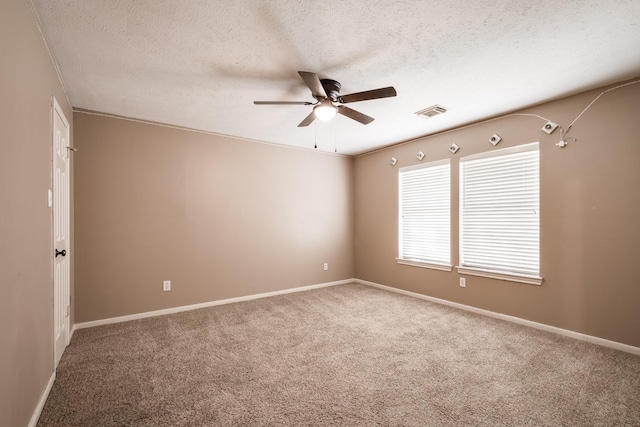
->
[52,97,70,368]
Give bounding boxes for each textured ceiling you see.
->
[32,0,640,155]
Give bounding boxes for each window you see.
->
[398,160,451,270]
[458,143,541,284]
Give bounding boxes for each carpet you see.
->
[37,283,640,426]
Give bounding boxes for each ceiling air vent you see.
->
[415,104,447,118]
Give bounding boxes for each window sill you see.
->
[455,266,543,285]
[396,259,452,272]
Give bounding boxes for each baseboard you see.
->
[74,279,355,330]
[73,277,640,354]
[355,279,640,356]
[29,371,55,427]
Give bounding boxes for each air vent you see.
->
[415,104,447,118]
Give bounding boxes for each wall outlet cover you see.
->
[489,134,502,145]
[449,143,460,154]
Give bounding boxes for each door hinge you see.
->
[66,305,70,317]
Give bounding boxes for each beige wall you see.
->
[73,114,355,322]
[0,0,74,425]
[354,79,640,347]
[2,2,638,421]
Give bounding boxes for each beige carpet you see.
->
[38,283,640,426]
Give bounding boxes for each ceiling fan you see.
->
[254,71,397,127]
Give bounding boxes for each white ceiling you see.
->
[32,0,640,155]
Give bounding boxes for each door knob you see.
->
[55,249,67,258]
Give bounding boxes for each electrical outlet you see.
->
[459,277,466,288]
[489,134,502,146]
[323,263,328,271]
[163,280,171,291]
[449,143,460,154]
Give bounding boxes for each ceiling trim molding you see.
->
[73,109,354,158]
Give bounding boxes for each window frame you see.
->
[456,142,542,285]
[397,159,452,271]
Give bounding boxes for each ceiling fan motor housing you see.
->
[320,79,341,101]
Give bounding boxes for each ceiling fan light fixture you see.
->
[314,101,337,121]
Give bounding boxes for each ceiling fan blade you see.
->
[336,105,374,125]
[254,101,313,105]
[339,86,397,103]
[298,71,328,99]
[297,111,316,127]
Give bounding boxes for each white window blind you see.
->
[459,143,539,277]
[399,160,450,267]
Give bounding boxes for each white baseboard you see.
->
[29,371,55,427]
[355,279,640,356]
[74,279,355,330]
[73,277,640,355]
